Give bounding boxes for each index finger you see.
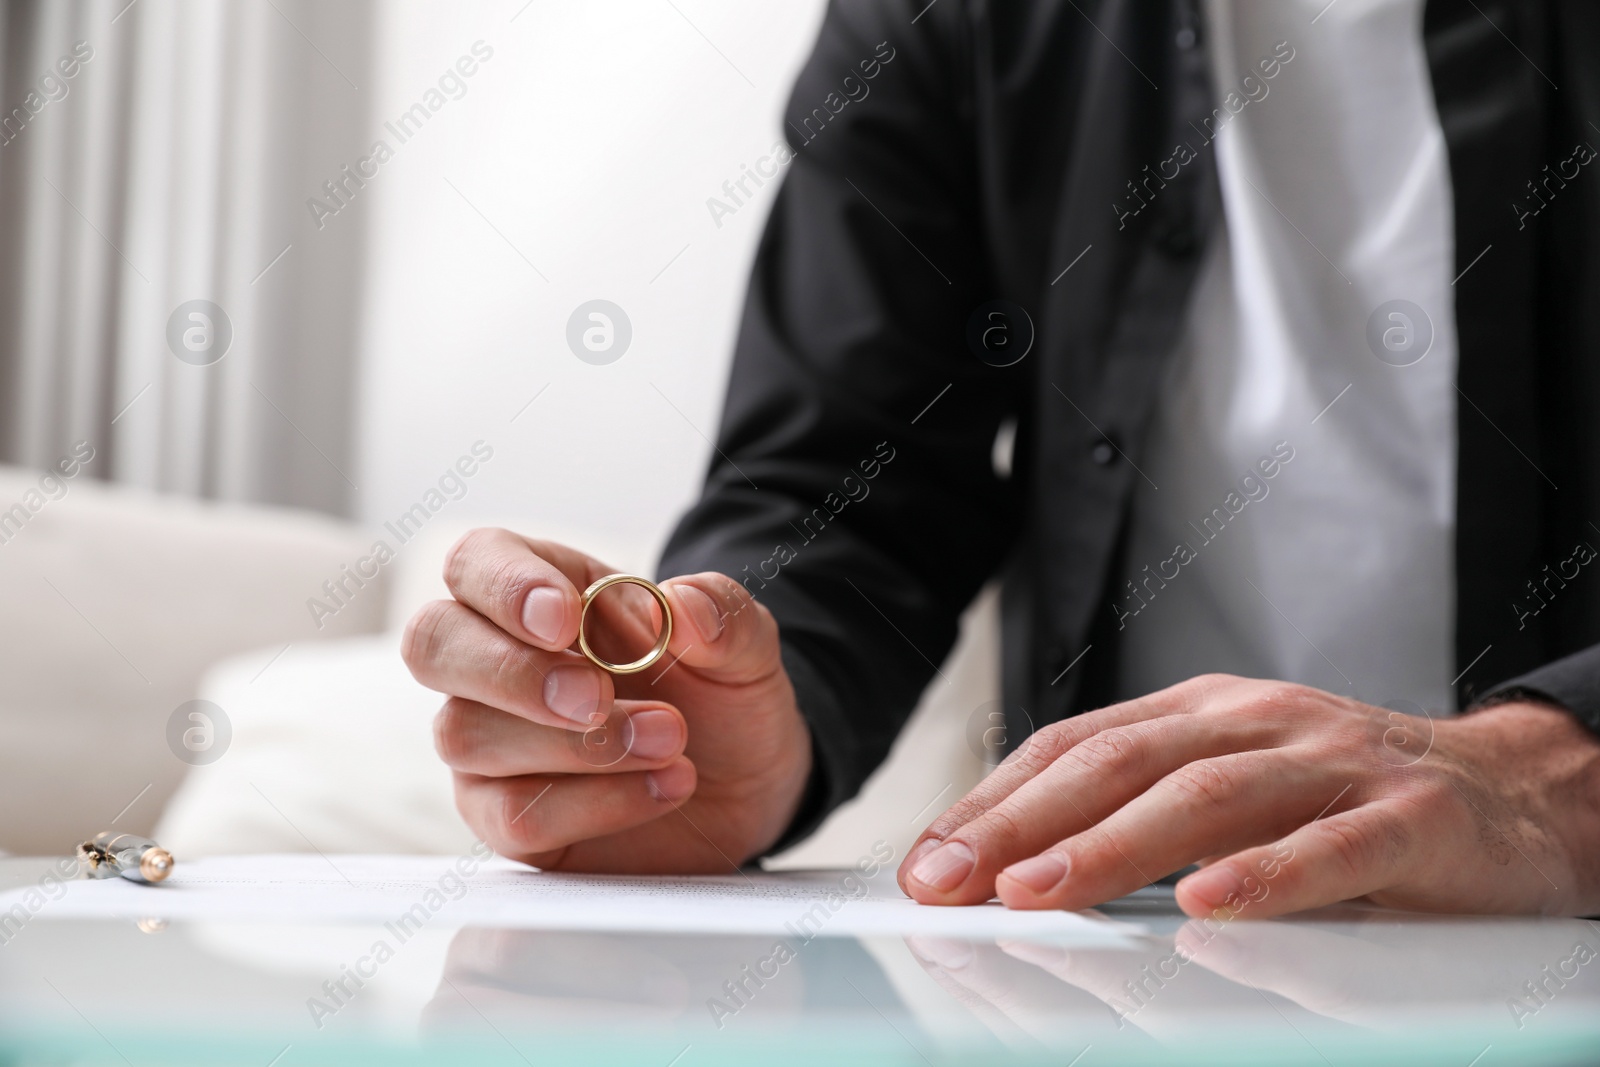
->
[443,528,608,651]
[898,677,1224,892]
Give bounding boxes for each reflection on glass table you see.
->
[0,857,1596,1066]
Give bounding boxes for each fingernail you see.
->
[543,666,601,727]
[1003,853,1068,895]
[675,586,723,642]
[909,841,975,892]
[1180,865,1242,910]
[626,708,682,761]
[523,586,569,647]
[646,760,695,803]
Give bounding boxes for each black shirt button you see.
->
[1091,439,1116,465]
[1176,26,1197,49]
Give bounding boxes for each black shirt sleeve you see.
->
[656,0,1024,848]
[1474,643,1600,735]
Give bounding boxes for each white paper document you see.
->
[4,854,1140,945]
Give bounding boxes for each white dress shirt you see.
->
[1113,0,1460,712]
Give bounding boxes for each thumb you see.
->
[659,572,782,685]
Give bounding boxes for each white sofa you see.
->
[1,466,995,868]
[0,466,389,856]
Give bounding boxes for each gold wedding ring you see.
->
[577,573,673,674]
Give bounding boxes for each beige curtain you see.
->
[0,0,373,515]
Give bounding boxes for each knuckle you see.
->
[442,528,496,588]
[1234,681,1311,725]
[1257,680,1312,708]
[1313,816,1387,880]
[1070,727,1148,778]
[445,528,543,618]
[1188,672,1243,695]
[498,784,551,853]
[924,802,980,840]
[971,805,1027,854]
[1248,684,1312,716]
[1068,826,1121,873]
[1163,759,1241,808]
[1167,673,1239,715]
[925,783,1010,838]
[480,552,536,617]
[1018,721,1076,765]
[401,600,456,677]
[432,699,479,768]
[486,639,535,699]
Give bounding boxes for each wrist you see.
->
[1457,699,1600,911]
[746,699,815,861]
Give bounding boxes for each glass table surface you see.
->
[1,857,1596,1066]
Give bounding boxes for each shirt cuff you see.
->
[1469,642,1600,736]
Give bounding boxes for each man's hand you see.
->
[401,528,812,872]
[898,675,1600,917]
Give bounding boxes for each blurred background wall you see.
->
[355,0,827,551]
[0,0,827,530]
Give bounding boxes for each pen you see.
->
[76,831,175,885]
